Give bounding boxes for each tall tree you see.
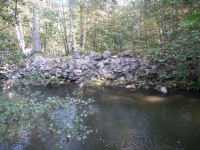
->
[68,0,77,53]
[59,0,70,54]
[79,0,87,50]
[32,5,42,53]
[14,0,26,54]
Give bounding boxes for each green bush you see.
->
[0,32,23,65]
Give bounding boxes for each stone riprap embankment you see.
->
[7,51,159,89]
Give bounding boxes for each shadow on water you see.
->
[0,85,200,150]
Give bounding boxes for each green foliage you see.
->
[17,70,65,86]
[0,0,15,23]
[0,32,23,64]
[0,0,25,65]
[181,10,200,29]
[0,32,17,50]
[86,7,136,52]
[0,0,199,89]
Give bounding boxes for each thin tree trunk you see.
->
[32,6,42,53]
[14,0,26,54]
[79,1,86,50]
[158,1,165,50]
[44,23,47,53]
[15,19,26,53]
[69,4,77,53]
[60,0,70,55]
[93,25,97,51]
[172,1,178,34]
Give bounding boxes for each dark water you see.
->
[0,85,200,150]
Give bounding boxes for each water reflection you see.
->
[0,86,200,150]
[0,89,94,150]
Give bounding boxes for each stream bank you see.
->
[1,50,199,93]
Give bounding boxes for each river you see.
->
[0,85,200,150]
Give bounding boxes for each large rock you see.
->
[103,50,112,59]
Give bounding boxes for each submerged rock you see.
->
[160,86,168,94]
[126,84,136,89]
[155,85,168,94]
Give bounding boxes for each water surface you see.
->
[0,85,200,150]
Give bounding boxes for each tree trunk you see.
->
[68,3,77,53]
[60,0,70,55]
[44,23,47,53]
[79,1,86,50]
[15,18,26,54]
[158,1,165,50]
[32,6,42,53]
[14,0,26,54]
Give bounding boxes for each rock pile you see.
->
[10,51,158,88]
